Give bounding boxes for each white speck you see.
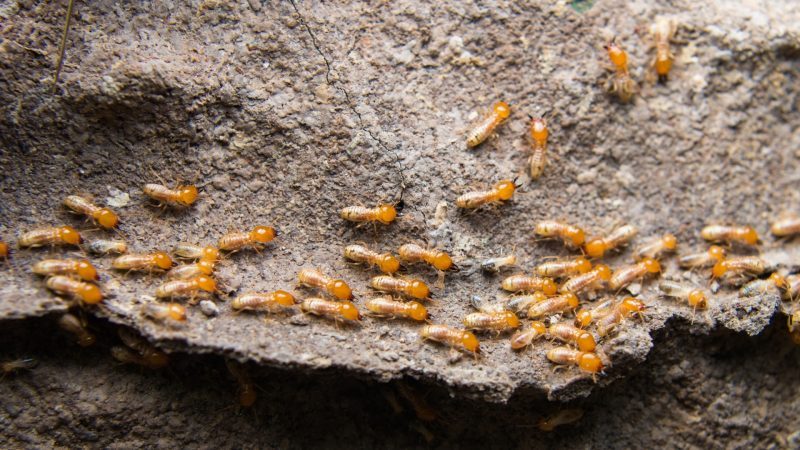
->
[199,300,219,317]
[106,187,130,208]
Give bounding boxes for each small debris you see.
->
[199,300,219,317]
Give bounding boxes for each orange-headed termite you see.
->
[481,253,517,273]
[112,251,173,272]
[701,224,759,246]
[529,117,548,179]
[455,179,516,209]
[635,233,677,260]
[232,291,296,311]
[466,101,511,148]
[547,347,603,374]
[507,292,548,314]
[547,322,597,352]
[298,268,353,301]
[398,243,454,271]
[18,226,81,248]
[218,226,277,252]
[86,239,128,255]
[340,204,398,225]
[1,358,37,375]
[365,297,428,321]
[595,297,646,337]
[463,310,520,332]
[650,18,677,81]
[608,258,661,291]
[584,225,637,258]
[63,195,119,228]
[344,244,400,274]
[501,274,558,295]
[142,302,187,322]
[659,281,708,310]
[301,297,361,322]
[537,409,585,432]
[143,183,198,207]
[155,275,216,300]
[173,244,220,262]
[57,313,95,347]
[771,214,800,237]
[678,245,726,269]
[559,264,612,295]
[510,321,547,350]
[740,273,787,298]
[46,276,103,304]
[711,256,766,279]
[604,38,637,102]
[370,275,430,300]
[536,257,592,278]
[528,293,579,319]
[168,260,216,280]
[420,324,480,354]
[226,359,257,408]
[32,258,98,281]
[534,220,586,247]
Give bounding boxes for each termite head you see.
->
[327,279,353,301]
[494,180,516,201]
[493,101,511,120]
[196,260,216,275]
[711,261,727,279]
[620,297,646,316]
[541,278,558,296]
[375,204,397,224]
[642,257,662,273]
[177,185,198,206]
[502,311,521,328]
[76,260,99,281]
[250,226,276,244]
[167,303,188,321]
[531,321,547,335]
[460,331,480,354]
[58,226,82,245]
[339,301,361,321]
[575,310,593,328]
[564,293,579,309]
[687,290,707,309]
[604,38,627,68]
[431,252,453,271]
[194,275,217,293]
[530,117,549,144]
[769,273,787,289]
[578,352,603,373]
[584,239,607,258]
[407,301,428,321]
[708,245,726,261]
[408,279,430,299]
[378,254,400,274]
[153,251,173,270]
[662,233,678,250]
[575,257,592,274]
[576,332,597,352]
[79,283,104,304]
[273,290,296,307]
[594,264,612,281]
[201,246,220,262]
[741,226,759,245]
[95,208,119,228]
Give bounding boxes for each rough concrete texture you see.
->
[1,0,800,444]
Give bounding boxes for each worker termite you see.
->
[534,220,586,247]
[232,290,296,311]
[678,245,726,269]
[480,253,517,273]
[785,274,800,301]
[711,256,766,279]
[46,275,103,304]
[501,274,558,295]
[398,243,455,271]
[608,258,662,291]
[301,297,361,322]
[298,268,353,300]
[18,225,81,248]
[344,244,400,274]
[32,258,98,281]
[455,179,517,209]
[143,183,198,207]
[649,18,677,81]
[604,38,637,102]
[463,310,520,332]
[226,359,257,408]
[595,297,646,337]
[63,194,119,229]
[739,273,787,298]
[528,116,548,179]
[771,214,800,237]
[112,329,169,369]
[584,224,638,258]
[547,322,597,352]
[1,358,38,376]
[635,233,677,260]
[155,275,217,300]
[112,251,173,272]
[340,203,398,225]
[507,292,548,314]
[466,101,511,148]
[365,297,429,321]
[57,313,95,347]
[510,321,547,350]
[574,298,616,328]
[701,224,759,246]
[86,239,128,255]
[370,275,431,300]
[218,226,277,252]
[527,293,579,319]
[173,244,220,262]
[167,260,216,280]
[537,408,584,432]
[142,302,187,323]
[659,281,708,311]
[559,264,612,295]
[536,257,593,279]
[420,324,480,355]
[547,346,603,374]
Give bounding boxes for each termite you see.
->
[528,117,548,179]
[789,310,800,346]
[785,274,800,301]
[574,298,616,328]
[711,256,765,279]
[143,183,198,207]
[455,179,516,209]
[398,243,454,271]
[365,297,428,321]
[420,324,480,354]
[142,302,187,322]
[167,260,216,280]
[57,313,95,347]
[547,322,597,352]
[0,241,8,261]
[546,347,603,374]
[559,264,612,295]
[535,257,592,278]
[300,297,361,322]
[595,297,646,337]
[466,101,511,148]
[635,233,677,260]
[112,251,173,272]
[231,290,296,311]
[116,328,169,369]
[18,225,81,248]
[344,244,400,274]
[501,274,558,295]
[507,292,548,314]
[649,18,677,81]
[1,358,37,376]
[32,258,98,281]
[46,275,103,304]
[604,38,637,102]
[527,293,579,319]
[463,310,520,332]
[480,253,517,273]
[509,321,547,350]
[298,268,353,301]
[659,281,708,310]
[218,226,277,252]
[584,225,638,258]
[678,245,726,269]
[340,204,398,225]
[155,275,216,300]
[608,258,661,291]
[86,239,128,255]
[701,224,759,246]
[537,408,584,432]
[63,195,119,228]
[226,359,257,408]
[771,214,800,237]
[739,273,787,298]
[370,276,430,300]
[173,244,220,262]
[534,220,586,247]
